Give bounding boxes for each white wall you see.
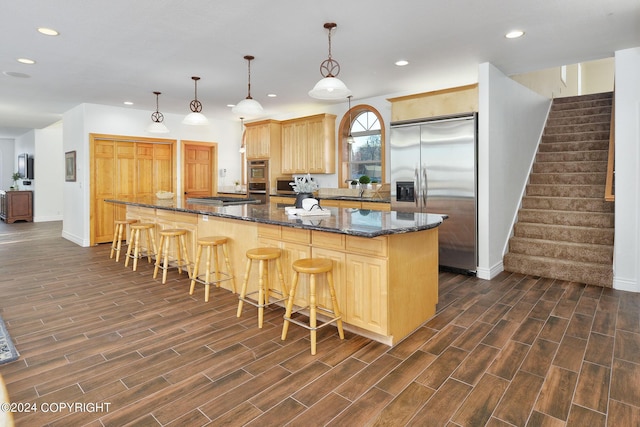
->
[0,139,15,190]
[613,47,640,292]
[62,103,242,246]
[477,63,551,279]
[34,123,64,222]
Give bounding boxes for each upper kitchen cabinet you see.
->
[281,113,336,174]
[244,119,282,160]
[388,84,478,122]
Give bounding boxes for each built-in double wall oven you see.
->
[247,160,269,204]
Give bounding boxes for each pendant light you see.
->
[182,76,209,125]
[239,117,246,153]
[309,22,352,100]
[232,56,264,117]
[147,91,169,133]
[346,95,355,144]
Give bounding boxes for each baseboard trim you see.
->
[477,261,504,280]
[62,230,89,247]
[613,276,639,293]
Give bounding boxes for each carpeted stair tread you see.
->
[513,222,614,245]
[541,133,610,144]
[547,113,611,127]
[544,122,610,135]
[518,208,614,228]
[536,150,608,162]
[522,196,614,213]
[508,237,613,264]
[503,253,612,287]
[550,106,612,119]
[529,172,606,185]
[526,184,605,198]
[533,160,608,173]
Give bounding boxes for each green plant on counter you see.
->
[11,172,21,190]
[358,175,371,185]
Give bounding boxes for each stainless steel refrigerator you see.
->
[390,114,477,274]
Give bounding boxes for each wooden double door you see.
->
[90,135,175,245]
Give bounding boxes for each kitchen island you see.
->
[107,197,444,345]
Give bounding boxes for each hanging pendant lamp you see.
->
[232,56,264,117]
[346,95,355,144]
[147,91,169,133]
[182,76,209,125]
[239,117,246,153]
[309,22,352,100]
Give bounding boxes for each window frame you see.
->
[338,104,385,188]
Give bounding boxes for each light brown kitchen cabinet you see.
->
[90,137,174,245]
[281,113,336,174]
[0,190,33,223]
[244,120,282,160]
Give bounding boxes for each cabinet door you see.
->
[306,117,331,173]
[245,124,270,159]
[281,121,307,174]
[345,253,388,334]
[154,144,173,193]
[311,248,346,316]
[136,143,154,198]
[94,140,117,243]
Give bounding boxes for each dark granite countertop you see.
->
[272,193,391,204]
[106,197,443,238]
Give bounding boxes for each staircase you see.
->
[504,92,614,287]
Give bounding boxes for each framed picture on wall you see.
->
[65,151,76,182]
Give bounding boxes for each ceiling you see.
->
[1,0,638,139]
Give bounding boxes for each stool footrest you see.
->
[240,290,287,309]
[155,260,190,270]
[284,306,342,331]
[192,271,233,285]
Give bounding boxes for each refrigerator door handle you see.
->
[422,165,428,207]
[414,166,419,207]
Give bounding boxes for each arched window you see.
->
[339,105,385,187]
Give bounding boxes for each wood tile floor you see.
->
[1,221,639,426]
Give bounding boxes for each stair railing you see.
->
[605,92,615,202]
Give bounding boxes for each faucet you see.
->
[359,187,365,198]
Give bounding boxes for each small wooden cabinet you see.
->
[0,190,33,223]
[281,113,336,174]
[244,120,282,160]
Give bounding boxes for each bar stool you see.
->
[125,223,157,271]
[281,258,344,355]
[110,219,138,262]
[153,228,192,284]
[237,247,288,328]
[189,236,235,302]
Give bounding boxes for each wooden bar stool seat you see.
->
[189,236,235,302]
[154,228,192,284]
[110,219,138,262]
[237,247,288,328]
[125,223,157,271]
[281,257,344,355]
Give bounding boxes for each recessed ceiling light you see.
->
[505,30,525,39]
[227,104,235,108]
[17,58,36,65]
[3,71,30,78]
[395,60,409,67]
[267,93,277,98]
[38,27,59,36]
[124,101,134,106]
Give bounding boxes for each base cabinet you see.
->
[121,205,438,345]
[0,190,33,223]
